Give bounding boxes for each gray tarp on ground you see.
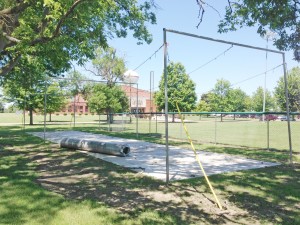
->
[29,131,280,181]
[60,137,130,157]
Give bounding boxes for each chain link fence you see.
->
[0,111,299,153]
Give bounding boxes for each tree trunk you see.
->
[234,114,236,120]
[29,108,33,125]
[221,114,223,122]
[49,113,52,122]
[107,110,114,124]
[172,113,175,123]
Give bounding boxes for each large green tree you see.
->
[274,67,300,112]
[251,86,275,112]
[196,0,300,61]
[38,82,67,122]
[84,83,129,123]
[155,62,197,121]
[2,57,49,124]
[89,47,126,86]
[207,79,250,112]
[205,79,250,120]
[2,56,67,124]
[207,79,232,112]
[195,100,211,112]
[59,70,87,97]
[0,0,156,77]
[227,88,251,112]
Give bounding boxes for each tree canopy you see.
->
[250,86,275,112]
[207,79,232,112]
[0,0,156,77]
[90,47,126,86]
[155,62,197,114]
[275,67,300,111]
[84,83,129,123]
[197,0,300,61]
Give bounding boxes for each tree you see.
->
[59,70,87,97]
[196,0,300,61]
[251,86,275,112]
[227,88,251,112]
[0,0,156,77]
[208,79,232,112]
[2,56,67,124]
[220,1,299,58]
[195,99,211,120]
[274,67,300,111]
[195,100,211,112]
[155,62,197,122]
[0,99,4,113]
[206,79,250,120]
[85,83,129,123]
[2,57,49,125]
[38,82,67,122]
[89,47,126,86]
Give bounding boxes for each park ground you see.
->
[0,114,299,224]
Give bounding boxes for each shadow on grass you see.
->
[1,126,299,224]
[0,127,217,224]
[178,164,300,224]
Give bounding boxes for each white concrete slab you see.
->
[28,131,280,181]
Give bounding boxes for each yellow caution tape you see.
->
[175,102,222,210]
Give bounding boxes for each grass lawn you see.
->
[1,113,299,153]
[0,123,299,224]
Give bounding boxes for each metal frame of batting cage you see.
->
[53,77,141,138]
[21,78,140,141]
[163,28,293,183]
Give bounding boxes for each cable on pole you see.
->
[134,44,164,71]
[231,63,283,87]
[188,45,233,75]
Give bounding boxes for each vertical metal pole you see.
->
[156,113,158,133]
[267,119,269,150]
[149,71,154,134]
[73,95,76,128]
[129,84,132,123]
[215,115,217,145]
[23,96,26,131]
[44,93,47,142]
[282,53,293,164]
[163,28,169,183]
[136,83,139,138]
[108,112,111,131]
[99,112,101,129]
[262,38,269,122]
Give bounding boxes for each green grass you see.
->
[0,128,180,225]
[0,126,299,224]
[1,113,299,153]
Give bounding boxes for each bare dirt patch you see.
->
[31,146,261,225]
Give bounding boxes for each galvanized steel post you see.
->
[282,53,293,164]
[136,82,139,138]
[163,28,169,183]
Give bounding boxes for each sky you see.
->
[84,0,299,99]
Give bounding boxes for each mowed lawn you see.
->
[0,124,299,224]
[1,113,298,154]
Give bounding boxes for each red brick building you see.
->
[60,86,157,114]
[120,85,157,113]
[60,94,89,114]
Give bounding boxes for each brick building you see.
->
[120,85,157,113]
[61,94,89,114]
[60,86,157,114]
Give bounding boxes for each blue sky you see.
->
[88,0,299,98]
